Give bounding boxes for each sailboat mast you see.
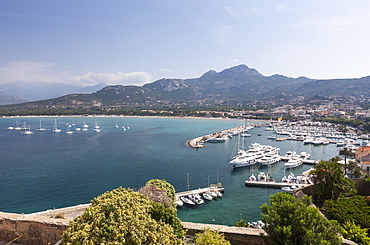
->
[187,172,190,191]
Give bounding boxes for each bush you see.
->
[194,228,231,245]
[60,187,182,245]
[324,195,370,228]
[341,221,370,245]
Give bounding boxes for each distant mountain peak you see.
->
[220,64,262,78]
[199,64,262,80]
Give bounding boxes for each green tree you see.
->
[260,192,341,245]
[341,221,370,245]
[194,228,231,245]
[60,187,182,245]
[310,160,357,202]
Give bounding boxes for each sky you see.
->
[1,0,370,87]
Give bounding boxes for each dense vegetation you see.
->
[324,196,370,229]
[260,192,341,245]
[60,185,183,244]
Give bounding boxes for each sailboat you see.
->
[66,126,73,134]
[36,120,46,131]
[14,121,22,130]
[53,119,62,133]
[82,119,89,131]
[93,120,100,132]
[21,124,33,135]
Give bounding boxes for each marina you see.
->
[0,117,351,225]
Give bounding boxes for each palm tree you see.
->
[311,160,357,202]
[339,147,352,176]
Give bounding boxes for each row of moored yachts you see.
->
[176,189,223,207]
[230,142,310,169]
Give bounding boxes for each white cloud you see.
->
[0,61,153,86]
[74,71,153,86]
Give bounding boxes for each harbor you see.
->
[0,117,344,226]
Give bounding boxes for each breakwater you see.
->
[187,125,245,148]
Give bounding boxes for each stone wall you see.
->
[0,212,68,245]
[182,222,266,245]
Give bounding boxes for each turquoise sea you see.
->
[0,117,339,226]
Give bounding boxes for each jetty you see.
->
[176,183,224,197]
[245,180,310,188]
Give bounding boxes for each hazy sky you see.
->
[1,0,370,86]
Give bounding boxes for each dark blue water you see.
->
[0,117,339,225]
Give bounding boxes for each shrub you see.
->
[194,228,231,245]
[324,195,370,228]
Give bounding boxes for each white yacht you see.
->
[284,156,303,168]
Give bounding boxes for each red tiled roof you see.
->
[356,146,370,152]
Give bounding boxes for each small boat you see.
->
[7,126,14,130]
[94,120,100,132]
[176,199,183,207]
[66,126,73,135]
[208,191,218,198]
[281,186,294,193]
[206,137,225,143]
[210,189,222,197]
[189,193,204,205]
[240,133,251,137]
[180,196,195,206]
[75,127,81,131]
[202,192,213,201]
[14,121,22,130]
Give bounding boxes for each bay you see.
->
[0,116,339,226]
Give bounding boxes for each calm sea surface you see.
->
[0,117,339,225]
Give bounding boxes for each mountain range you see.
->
[0,82,108,105]
[1,64,370,110]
